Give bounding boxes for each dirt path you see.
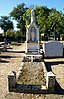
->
[0,43,25,99]
[0,43,45,99]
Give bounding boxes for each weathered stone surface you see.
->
[8,71,16,91]
[46,72,56,92]
[41,62,47,79]
[43,41,63,57]
[32,86,41,90]
[25,9,40,53]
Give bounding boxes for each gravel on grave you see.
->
[18,62,46,85]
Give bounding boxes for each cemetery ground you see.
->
[0,43,64,99]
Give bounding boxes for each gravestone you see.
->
[43,41,63,57]
[25,9,40,53]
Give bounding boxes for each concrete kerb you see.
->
[8,61,56,93]
[7,62,25,91]
[41,62,56,92]
[41,62,47,79]
[16,62,24,82]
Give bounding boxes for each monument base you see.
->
[24,53,42,62]
[25,41,40,53]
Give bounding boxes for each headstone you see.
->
[43,41,63,57]
[25,9,40,53]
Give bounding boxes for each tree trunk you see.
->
[54,33,57,41]
[4,32,7,51]
[58,34,60,41]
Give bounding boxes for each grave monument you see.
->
[43,41,63,57]
[25,9,40,53]
[8,10,56,93]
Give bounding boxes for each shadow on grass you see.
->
[0,55,17,58]
[0,47,25,53]
[55,80,64,95]
[45,60,64,72]
[0,59,9,63]
[0,55,19,63]
[6,47,13,49]
[6,50,25,53]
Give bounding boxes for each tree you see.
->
[6,30,15,37]
[24,6,64,41]
[35,6,50,35]
[23,8,32,26]
[35,7,64,41]
[10,3,64,41]
[10,3,27,36]
[47,9,64,40]
[0,16,13,50]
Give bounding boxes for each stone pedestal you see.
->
[46,72,56,92]
[8,71,16,91]
[25,41,40,53]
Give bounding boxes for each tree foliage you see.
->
[10,3,27,36]
[23,6,64,40]
[0,16,13,32]
[0,16,13,49]
[23,8,32,26]
[10,3,64,41]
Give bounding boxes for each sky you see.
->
[0,0,64,33]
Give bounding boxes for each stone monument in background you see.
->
[43,41,63,57]
[25,9,40,53]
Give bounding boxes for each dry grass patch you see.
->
[18,62,46,85]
